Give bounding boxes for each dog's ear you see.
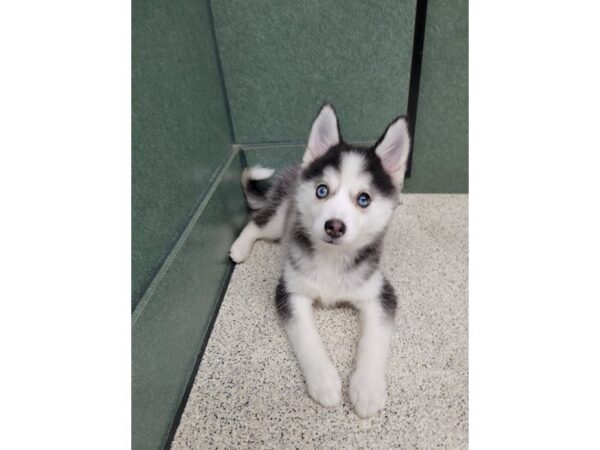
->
[374,116,411,187]
[303,104,340,164]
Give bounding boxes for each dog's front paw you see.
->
[349,370,387,418]
[304,363,342,407]
[229,237,251,263]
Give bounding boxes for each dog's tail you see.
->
[241,165,275,210]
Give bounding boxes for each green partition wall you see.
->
[132,152,245,450]
[404,0,468,193]
[132,0,234,308]
[211,0,417,144]
[133,0,468,448]
[132,0,243,449]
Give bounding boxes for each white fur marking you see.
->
[229,204,287,263]
[247,165,275,180]
[349,299,394,417]
[375,117,411,186]
[229,221,260,263]
[304,105,339,164]
[284,295,342,407]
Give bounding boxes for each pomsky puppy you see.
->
[229,104,411,417]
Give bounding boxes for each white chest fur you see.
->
[284,246,383,307]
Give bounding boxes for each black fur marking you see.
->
[363,148,396,196]
[252,165,300,227]
[275,276,291,321]
[301,142,396,197]
[291,221,314,254]
[243,179,268,210]
[380,278,397,318]
[347,236,383,279]
[253,180,286,226]
[288,251,302,270]
[351,236,383,268]
[302,143,343,181]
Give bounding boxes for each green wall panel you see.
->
[132,0,232,307]
[212,0,416,144]
[132,153,247,450]
[404,0,468,193]
[242,145,304,171]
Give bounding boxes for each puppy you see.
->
[229,104,410,417]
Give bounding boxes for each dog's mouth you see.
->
[320,236,342,245]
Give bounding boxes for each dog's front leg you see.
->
[279,290,342,407]
[350,279,397,417]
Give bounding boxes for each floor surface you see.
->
[172,194,468,449]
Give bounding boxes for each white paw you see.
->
[349,371,387,418]
[304,363,342,407]
[229,237,251,263]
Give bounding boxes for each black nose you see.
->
[324,219,346,238]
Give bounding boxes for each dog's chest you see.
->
[286,248,378,306]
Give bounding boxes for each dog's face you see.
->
[296,104,411,249]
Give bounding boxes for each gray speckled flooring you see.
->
[172,194,468,449]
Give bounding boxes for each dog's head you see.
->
[297,104,411,249]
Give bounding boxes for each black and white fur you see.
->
[230,104,411,418]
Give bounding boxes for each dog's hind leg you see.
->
[229,200,288,263]
[229,221,262,263]
[231,164,298,263]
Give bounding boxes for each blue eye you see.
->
[316,184,329,199]
[357,193,371,208]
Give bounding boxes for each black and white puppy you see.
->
[230,104,411,417]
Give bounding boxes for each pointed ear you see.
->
[374,116,411,186]
[303,104,340,164]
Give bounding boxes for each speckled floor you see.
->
[172,194,468,449]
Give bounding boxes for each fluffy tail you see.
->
[241,165,275,210]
